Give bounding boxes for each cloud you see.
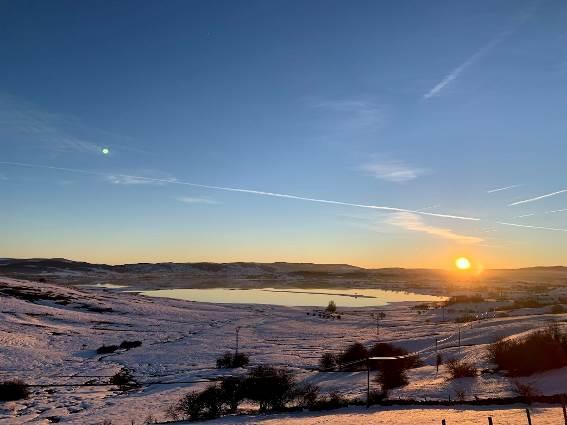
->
[312,99,384,132]
[0,161,479,222]
[176,196,218,205]
[509,189,567,206]
[487,184,521,193]
[361,159,426,183]
[386,212,483,244]
[424,32,509,99]
[106,174,177,185]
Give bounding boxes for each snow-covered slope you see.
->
[0,277,565,424]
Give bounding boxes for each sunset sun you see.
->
[455,257,472,270]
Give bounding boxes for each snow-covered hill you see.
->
[0,277,565,424]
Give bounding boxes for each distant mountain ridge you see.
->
[1,258,565,274]
[0,258,364,276]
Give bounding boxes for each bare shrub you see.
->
[446,358,477,379]
[512,380,540,404]
[109,368,139,391]
[0,380,29,401]
[454,388,466,402]
[216,351,249,369]
[96,344,120,354]
[319,352,337,370]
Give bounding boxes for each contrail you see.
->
[0,161,479,221]
[423,32,508,99]
[546,208,567,214]
[487,184,521,193]
[514,213,535,218]
[497,222,567,233]
[509,189,567,206]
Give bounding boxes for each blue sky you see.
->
[1,0,567,267]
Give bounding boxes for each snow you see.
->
[186,405,566,425]
[0,277,565,424]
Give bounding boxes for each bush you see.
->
[119,340,142,350]
[292,383,320,408]
[376,359,409,392]
[487,323,567,376]
[512,380,540,404]
[326,300,337,313]
[310,391,348,411]
[216,352,249,369]
[319,352,337,370]
[109,368,139,391]
[173,386,227,421]
[243,366,296,412]
[369,342,422,370]
[446,358,477,379]
[337,342,368,371]
[0,380,29,401]
[176,390,203,421]
[96,344,120,354]
[196,384,225,419]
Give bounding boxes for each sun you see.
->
[455,257,471,270]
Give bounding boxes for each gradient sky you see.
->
[1,0,567,268]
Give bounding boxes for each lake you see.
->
[137,287,446,307]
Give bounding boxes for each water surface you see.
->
[139,287,445,307]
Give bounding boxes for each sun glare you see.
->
[455,257,471,270]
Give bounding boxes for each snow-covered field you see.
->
[0,277,565,425]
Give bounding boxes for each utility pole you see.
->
[458,326,461,351]
[376,313,380,337]
[235,326,241,357]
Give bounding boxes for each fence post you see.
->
[488,416,493,425]
[525,408,532,425]
[561,394,567,425]
[366,359,370,409]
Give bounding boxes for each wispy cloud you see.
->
[105,174,177,185]
[487,184,521,193]
[0,161,479,222]
[361,159,426,183]
[176,196,219,205]
[386,212,483,244]
[312,99,384,132]
[0,95,143,156]
[509,189,567,206]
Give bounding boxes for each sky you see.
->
[1,0,567,269]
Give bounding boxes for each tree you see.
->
[243,366,296,412]
[375,359,409,393]
[326,300,337,313]
[220,376,246,413]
